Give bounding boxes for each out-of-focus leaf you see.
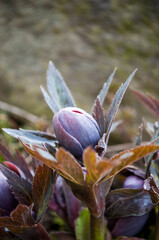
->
[0,204,51,240]
[92,97,105,136]
[150,159,159,188]
[132,88,159,118]
[63,180,80,228]
[3,128,58,150]
[15,149,33,181]
[0,142,33,181]
[41,61,76,114]
[32,164,57,222]
[75,208,90,240]
[51,232,75,240]
[105,189,153,218]
[0,227,16,240]
[110,120,122,133]
[143,119,154,137]
[0,165,32,205]
[116,237,145,240]
[0,143,15,163]
[102,144,159,182]
[144,176,159,204]
[105,69,137,143]
[136,124,143,146]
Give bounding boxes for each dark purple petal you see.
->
[110,214,149,237]
[0,172,18,215]
[123,175,144,189]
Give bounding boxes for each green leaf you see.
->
[105,189,153,218]
[75,208,90,240]
[41,61,76,114]
[0,165,33,205]
[32,164,57,222]
[105,69,137,143]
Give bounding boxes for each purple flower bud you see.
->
[123,175,144,189]
[53,107,100,158]
[0,171,18,216]
[107,175,147,237]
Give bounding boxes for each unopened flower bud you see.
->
[53,107,100,158]
[0,171,18,215]
[123,175,144,189]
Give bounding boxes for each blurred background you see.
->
[0,0,159,143]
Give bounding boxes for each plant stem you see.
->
[90,213,105,240]
[155,206,159,240]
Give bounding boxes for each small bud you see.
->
[123,175,144,189]
[0,171,18,215]
[53,107,100,158]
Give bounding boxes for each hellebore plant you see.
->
[2,61,159,240]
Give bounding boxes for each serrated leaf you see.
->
[11,204,34,226]
[32,164,57,222]
[56,148,84,184]
[75,208,90,240]
[132,88,159,118]
[92,97,105,136]
[102,144,159,182]
[105,69,137,144]
[0,165,32,205]
[20,140,84,184]
[84,147,113,185]
[3,128,58,150]
[0,205,51,240]
[41,61,76,114]
[105,189,153,218]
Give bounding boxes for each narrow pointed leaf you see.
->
[40,85,60,113]
[32,164,57,222]
[42,61,76,114]
[132,88,159,117]
[144,176,159,204]
[92,97,105,135]
[105,189,153,218]
[102,144,159,182]
[98,67,117,106]
[105,69,137,143]
[0,165,32,205]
